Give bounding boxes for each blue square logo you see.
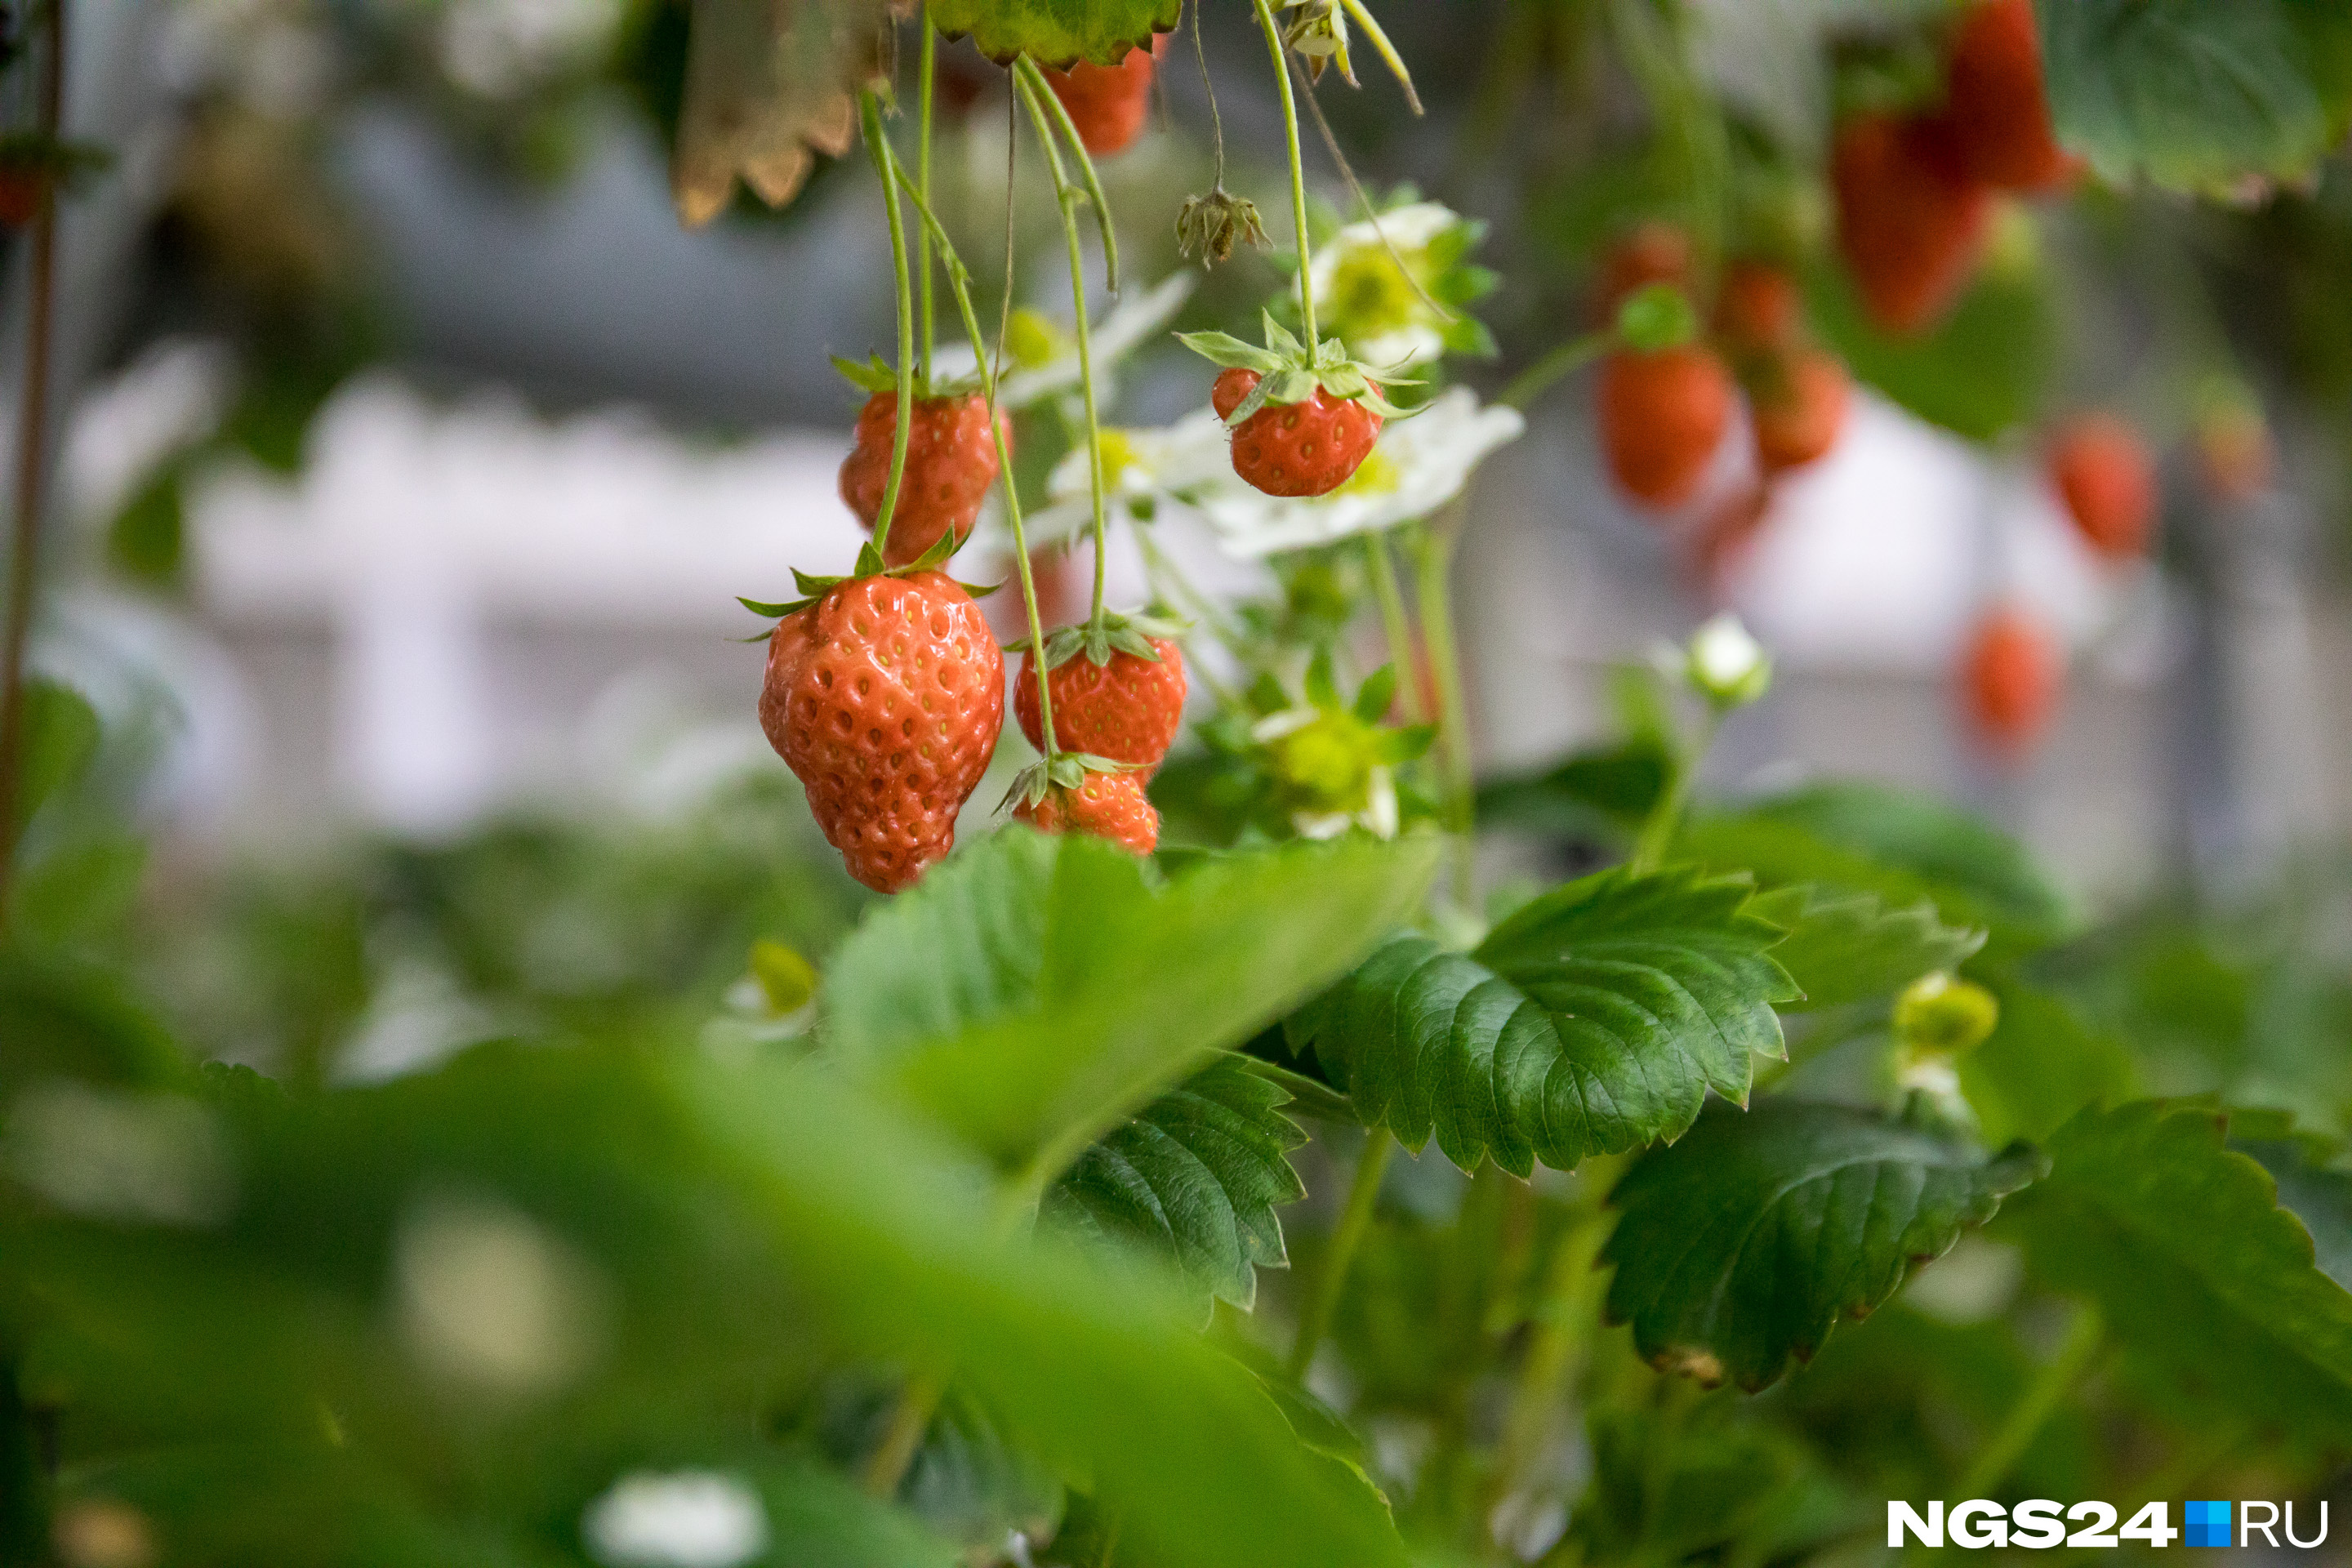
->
[2186,1500,2233,1548]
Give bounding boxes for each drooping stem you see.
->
[1188,0,1229,185]
[1011,56,1119,294]
[860,91,920,566]
[885,122,1063,766]
[1956,1303,2104,1497]
[1498,329,1610,412]
[0,0,68,920]
[1490,1153,1623,1515]
[915,8,937,376]
[1410,520,1477,906]
[862,1361,948,1498]
[1013,72,1112,634]
[1363,532,1423,724]
[1252,0,1318,354]
[1288,1126,1393,1379]
[1631,706,1718,874]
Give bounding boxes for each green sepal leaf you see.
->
[1604,1098,2047,1390]
[1047,1054,1309,1316]
[1745,884,1985,1012]
[741,596,809,621]
[1615,282,1699,353]
[833,351,902,394]
[823,828,1441,1177]
[853,541,888,577]
[1303,648,1342,712]
[1174,332,1286,373]
[1997,1098,2352,1441]
[1352,666,1398,725]
[906,524,961,572]
[1287,865,1799,1176]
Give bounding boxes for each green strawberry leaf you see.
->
[2042,0,2339,194]
[1287,866,1799,1176]
[1997,1098,2352,1441]
[929,0,1176,69]
[1046,1054,1308,1316]
[1745,884,1984,1012]
[1806,248,2056,445]
[824,828,1441,1179]
[1677,782,2072,956]
[12,679,100,839]
[2231,1117,2352,1294]
[1955,978,2136,1147]
[1603,1098,2047,1390]
[898,1389,1064,1558]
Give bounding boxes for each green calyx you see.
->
[1614,282,1701,354]
[831,351,984,403]
[1177,311,1412,426]
[1001,752,1137,813]
[1254,652,1433,817]
[1893,971,2001,1060]
[1012,610,1191,670]
[737,531,999,624]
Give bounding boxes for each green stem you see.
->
[1011,56,1119,294]
[915,9,936,377]
[1288,1126,1393,1379]
[1630,708,1717,874]
[886,140,1063,768]
[0,0,65,923]
[1013,72,1112,634]
[1490,1154,1623,1517]
[1410,521,1476,906]
[1498,329,1610,412]
[860,91,920,567]
[1252,0,1318,354]
[862,1361,948,1498]
[1363,532,1422,724]
[1956,1303,2103,1497]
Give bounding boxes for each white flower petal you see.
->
[1196,388,1525,559]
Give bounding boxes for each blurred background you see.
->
[9,0,2351,1091]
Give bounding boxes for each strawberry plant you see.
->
[6,2,2352,1567]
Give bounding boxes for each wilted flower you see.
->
[1177,187,1270,268]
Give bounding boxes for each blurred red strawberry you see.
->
[1599,345,1733,510]
[1960,604,2060,756]
[2048,413,2156,559]
[1833,114,1991,336]
[1936,0,2081,193]
[1749,348,1851,474]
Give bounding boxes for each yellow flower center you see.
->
[1005,308,1067,369]
[1095,429,1143,483]
[1325,245,1432,338]
[1334,446,1401,497]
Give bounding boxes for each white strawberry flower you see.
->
[1307,200,1495,372]
[928,273,1196,412]
[1012,409,1236,548]
[1192,387,1523,559]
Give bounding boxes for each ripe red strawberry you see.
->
[1040,35,1165,158]
[839,392,1009,568]
[1598,345,1733,510]
[1715,261,1802,351]
[1014,769,1160,856]
[2048,413,2155,559]
[1833,114,1991,336]
[1937,0,2080,193]
[759,571,1004,893]
[1596,221,1693,322]
[1212,368,1383,497]
[1016,637,1187,773]
[1749,348,1851,474]
[1960,604,2060,755]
